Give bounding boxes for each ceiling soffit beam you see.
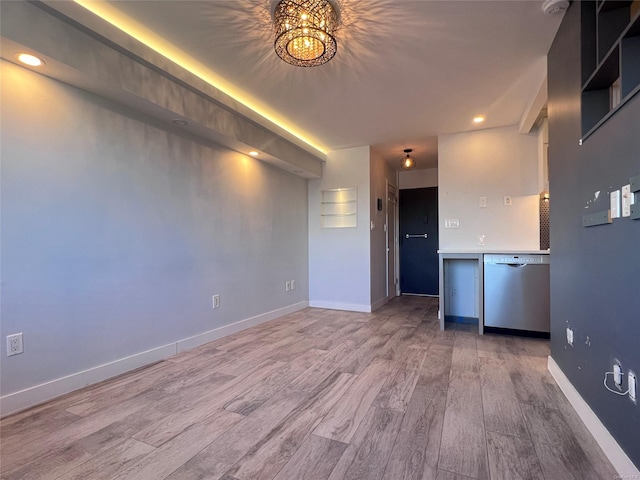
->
[519,75,548,134]
[0,1,324,178]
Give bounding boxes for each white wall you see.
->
[0,61,309,414]
[308,146,372,312]
[438,125,540,251]
[369,149,397,309]
[399,168,438,190]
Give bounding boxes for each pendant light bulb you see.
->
[401,148,416,170]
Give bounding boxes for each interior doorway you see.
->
[399,187,439,296]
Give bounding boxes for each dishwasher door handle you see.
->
[506,263,527,268]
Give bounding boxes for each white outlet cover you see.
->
[6,333,24,356]
[504,196,512,206]
[614,363,622,387]
[566,327,573,346]
[479,196,487,208]
[629,372,637,401]
[610,190,621,218]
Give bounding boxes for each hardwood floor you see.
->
[0,296,617,480]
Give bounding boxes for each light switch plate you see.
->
[444,218,460,229]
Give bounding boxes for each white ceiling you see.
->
[90,0,564,169]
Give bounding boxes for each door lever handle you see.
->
[405,233,428,239]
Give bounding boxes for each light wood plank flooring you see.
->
[0,296,617,480]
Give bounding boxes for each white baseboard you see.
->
[371,296,389,312]
[0,301,309,417]
[175,301,308,353]
[548,356,640,476]
[0,343,176,417]
[308,300,372,313]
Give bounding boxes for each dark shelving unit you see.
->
[581,0,640,139]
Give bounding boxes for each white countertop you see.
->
[438,249,550,255]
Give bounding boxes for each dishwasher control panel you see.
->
[483,254,550,265]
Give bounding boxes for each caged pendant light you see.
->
[273,0,339,67]
[401,148,416,170]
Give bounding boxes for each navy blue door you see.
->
[399,187,439,295]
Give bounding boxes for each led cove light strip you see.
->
[73,0,327,154]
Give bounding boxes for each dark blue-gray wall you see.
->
[548,2,640,466]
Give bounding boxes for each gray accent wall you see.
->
[548,2,640,467]
[0,60,309,400]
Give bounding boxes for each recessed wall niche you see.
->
[321,188,357,228]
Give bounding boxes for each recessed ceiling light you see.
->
[171,119,188,126]
[473,115,485,124]
[249,151,259,157]
[16,53,44,67]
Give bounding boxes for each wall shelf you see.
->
[581,1,640,139]
[321,188,357,228]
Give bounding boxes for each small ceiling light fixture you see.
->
[249,151,259,157]
[171,119,188,126]
[401,148,416,170]
[273,0,339,67]
[473,115,485,124]
[16,53,44,67]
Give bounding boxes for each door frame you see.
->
[386,180,399,299]
[398,186,440,296]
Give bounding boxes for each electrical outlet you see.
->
[6,333,24,356]
[291,280,296,290]
[629,371,637,401]
[613,363,622,387]
[212,295,220,309]
[566,327,573,346]
[504,196,512,206]
[285,281,291,291]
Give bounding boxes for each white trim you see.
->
[371,296,389,312]
[176,301,308,353]
[0,301,308,417]
[309,300,372,313]
[0,343,176,417]
[548,356,640,477]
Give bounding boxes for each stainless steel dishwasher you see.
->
[483,254,550,333]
